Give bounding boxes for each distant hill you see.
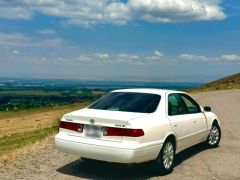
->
[189,73,240,92]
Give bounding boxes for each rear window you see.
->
[88,92,161,113]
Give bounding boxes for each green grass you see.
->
[0,125,58,155]
[0,90,61,96]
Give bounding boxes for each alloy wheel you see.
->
[162,142,174,169]
[209,125,220,145]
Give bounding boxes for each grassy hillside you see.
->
[188,73,240,92]
[0,102,90,165]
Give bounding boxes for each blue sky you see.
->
[0,0,240,82]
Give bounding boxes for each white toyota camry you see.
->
[55,89,221,174]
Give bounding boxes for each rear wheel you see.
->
[206,124,221,148]
[155,140,175,174]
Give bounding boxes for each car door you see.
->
[167,93,207,151]
[167,93,194,151]
[179,93,208,144]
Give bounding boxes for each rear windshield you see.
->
[88,92,161,113]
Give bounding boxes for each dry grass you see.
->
[0,101,90,165]
[92,90,106,95]
[187,72,240,93]
[0,126,57,157]
[0,135,54,167]
[0,102,90,138]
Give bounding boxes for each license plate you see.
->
[84,125,102,138]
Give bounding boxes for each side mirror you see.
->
[204,106,212,112]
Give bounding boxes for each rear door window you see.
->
[168,94,188,116]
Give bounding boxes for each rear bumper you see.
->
[55,133,162,163]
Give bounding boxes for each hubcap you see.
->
[162,142,174,169]
[209,126,219,145]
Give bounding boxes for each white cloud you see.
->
[148,50,164,60]
[78,55,91,62]
[220,54,240,61]
[37,38,63,47]
[0,6,32,20]
[118,53,139,60]
[0,0,225,27]
[180,53,208,61]
[154,50,164,57]
[95,53,110,59]
[0,32,63,47]
[118,53,143,65]
[129,0,225,23]
[41,57,47,61]
[132,61,144,65]
[37,29,56,35]
[13,50,20,54]
[1,0,130,27]
[0,32,31,46]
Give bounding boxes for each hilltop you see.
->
[189,72,240,92]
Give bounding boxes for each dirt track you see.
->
[1,90,240,180]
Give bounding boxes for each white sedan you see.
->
[55,89,221,174]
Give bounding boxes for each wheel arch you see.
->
[212,119,219,126]
[162,132,177,150]
[205,112,220,130]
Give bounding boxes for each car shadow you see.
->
[56,143,209,179]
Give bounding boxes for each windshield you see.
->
[88,92,161,113]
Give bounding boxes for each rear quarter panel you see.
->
[126,114,172,146]
[124,94,173,148]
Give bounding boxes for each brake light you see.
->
[103,127,144,137]
[60,121,83,132]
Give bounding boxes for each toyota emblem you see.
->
[89,119,95,124]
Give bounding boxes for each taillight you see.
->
[103,127,144,137]
[60,121,83,132]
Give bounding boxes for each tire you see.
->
[206,124,221,148]
[155,140,175,174]
[81,157,93,162]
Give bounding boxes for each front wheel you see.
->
[206,124,221,148]
[155,140,175,174]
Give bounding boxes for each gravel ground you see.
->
[1,89,240,180]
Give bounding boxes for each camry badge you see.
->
[89,119,95,124]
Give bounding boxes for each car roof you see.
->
[112,88,185,95]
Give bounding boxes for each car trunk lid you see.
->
[60,108,147,142]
